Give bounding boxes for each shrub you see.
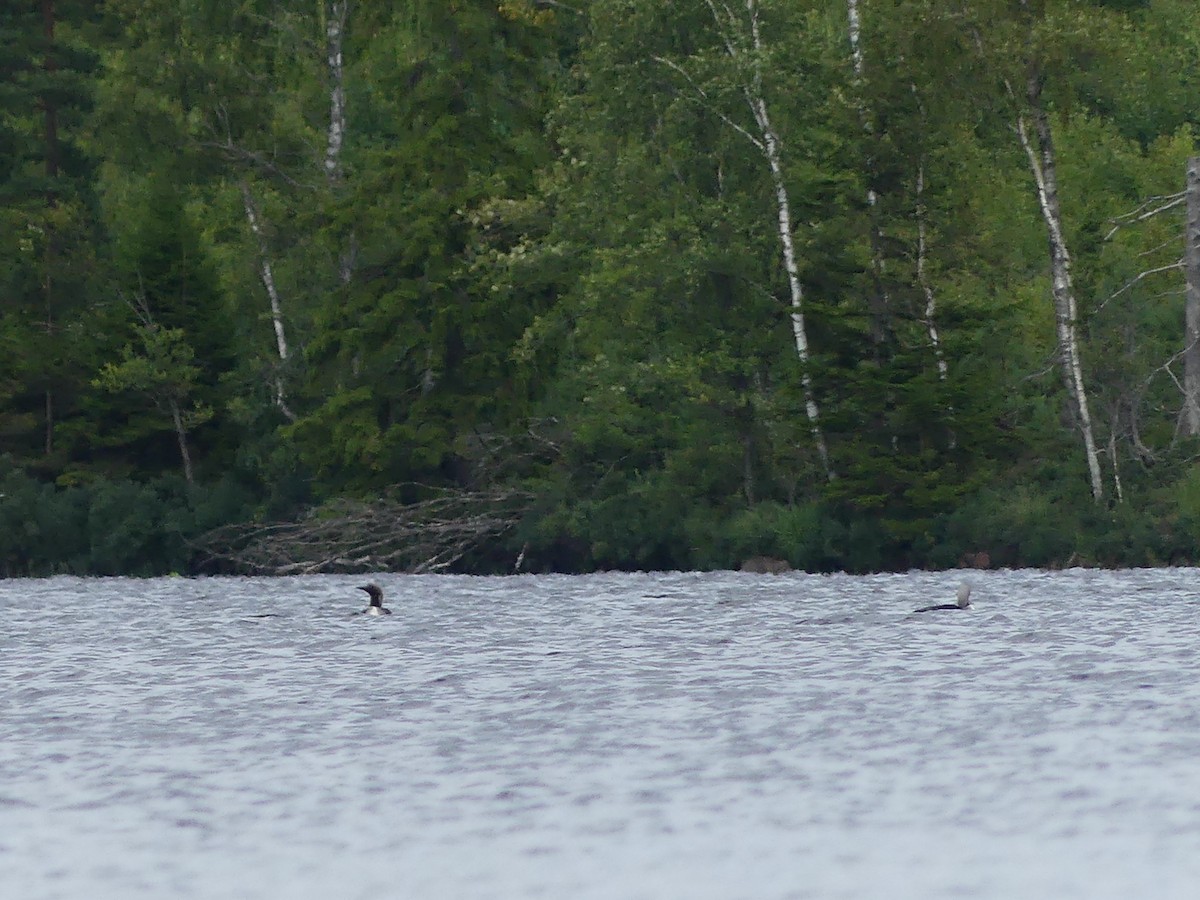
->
[0,457,253,575]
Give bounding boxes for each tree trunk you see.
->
[735,1,834,480]
[44,389,53,456]
[324,1,347,185]
[41,0,59,457]
[757,111,833,480]
[916,162,948,382]
[845,0,891,350]
[911,75,949,383]
[240,181,296,421]
[1107,406,1124,502]
[666,3,833,479]
[169,399,194,485]
[1182,157,1200,436]
[325,0,356,286]
[1016,81,1104,501]
[41,0,60,185]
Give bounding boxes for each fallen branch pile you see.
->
[194,487,533,574]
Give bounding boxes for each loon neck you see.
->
[955,582,972,608]
[356,583,390,615]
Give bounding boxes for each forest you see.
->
[2,0,1200,576]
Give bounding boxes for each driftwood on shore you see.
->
[194,487,532,575]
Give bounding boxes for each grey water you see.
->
[3,569,1200,899]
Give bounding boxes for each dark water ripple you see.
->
[3,569,1200,898]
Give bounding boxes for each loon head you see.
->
[956,581,973,608]
[357,583,391,615]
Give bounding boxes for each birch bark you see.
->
[169,399,195,485]
[1182,157,1200,436]
[703,0,834,480]
[240,181,297,421]
[324,0,347,185]
[325,0,356,285]
[968,6,1102,497]
[916,162,948,382]
[845,0,890,348]
[910,74,949,381]
[1015,81,1104,500]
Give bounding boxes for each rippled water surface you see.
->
[4,569,1200,898]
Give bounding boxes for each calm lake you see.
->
[4,569,1200,898]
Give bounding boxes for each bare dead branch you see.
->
[1096,259,1184,311]
[1104,193,1186,241]
[193,487,534,575]
[650,55,764,153]
[535,0,582,13]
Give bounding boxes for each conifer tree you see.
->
[0,1,103,467]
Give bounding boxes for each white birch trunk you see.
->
[240,182,296,421]
[846,0,872,214]
[661,2,834,478]
[846,0,865,76]
[240,184,289,364]
[325,0,356,285]
[1108,415,1123,502]
[910,93,955,446]
[845,0,890,347]
[915,163,948,381]
[726,0,834,480]
[324,1,347,185]
[1016,101,1104,501]
[169,398,194,485]
[1183,156,1200,435]
[910,77,949,382]
[763,119,833,479]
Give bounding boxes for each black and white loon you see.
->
[357,583,392,616]
[914,582,972,613]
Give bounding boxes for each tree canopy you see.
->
[2,0,1200,576]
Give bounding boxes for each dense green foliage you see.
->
[2,0,1200,575]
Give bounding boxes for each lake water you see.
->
[3,569,1200,899]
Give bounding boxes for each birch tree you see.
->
[1015,74,1104,500]
[844,0,892,351]
[207,33,307,425]
[1102,151,1194,443]
[240,182,296,421]
[959,0,1106,500]
[324,0,356,286]
[993,0,1185,498]
[99,0,328,432]
[658,0,834,480]
[915,156,949,383]
[287,3,564,489]
[1184,157,1200,435]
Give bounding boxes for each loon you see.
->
[914,582,972,613]
[357,583,392,616]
